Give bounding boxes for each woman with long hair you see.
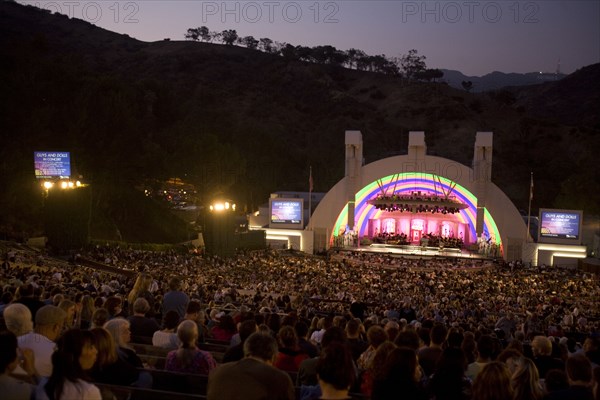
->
[511,357,544,400]
[127,273,154,316]
[165,320,217,375]
[274,325,308,372]
[428,347,472,400]
[371,347,427,400]
[471,361,514,400]
[89,328,140,387]
[103,318,143,368]
[36,329,100,400]
[79,295,96,330]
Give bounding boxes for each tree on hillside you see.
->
[400,49,427,80]
[241,36,259,49]
[199,26,211,42]
[462,80,473,92]
[280,43,297,60]
[345,48,365,69]
[221,29,238,46]
[259,38,273,53]
[209,31,221,43]
[184,28,199,41]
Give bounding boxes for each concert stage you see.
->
[348,243,491,260]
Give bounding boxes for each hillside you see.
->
[0,1,598,242]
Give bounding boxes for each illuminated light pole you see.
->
[205,199,237,257]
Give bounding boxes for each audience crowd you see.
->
[0,242,599,400]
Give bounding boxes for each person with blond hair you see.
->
[165,320,216,374]
[511,357,543,400]
[531,336,564,379]
[89,328,140,387]
[127,273,154,315]
[471,361,514,400]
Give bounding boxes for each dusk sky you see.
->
[22,0,600,76]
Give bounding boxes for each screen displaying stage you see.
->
[539,209,582,244]
[34,151,71,179]
[269,198,303,229]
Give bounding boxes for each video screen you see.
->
[34,151,71,179]
[271,200,302,225]
[539,210,581,240]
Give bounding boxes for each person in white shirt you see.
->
[18,305,66,377]
[36,329,100,400]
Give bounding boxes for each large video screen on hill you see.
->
[34,151,71,179]
[269,198,303,229]
[539,209,582,244]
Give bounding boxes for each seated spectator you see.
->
[223,319,258,363]
[165,320,216,374]
[345,318,367,362]
[90,308,109,329]
[532,336,564,380]
[418,323,447,377]
[543,369,569,395]
[511,356,543,400]
[298,326,348,387]
[35,329,101,400]
[466,334,495,381]
[90,328,141,387]
[78,295,95,330]
[361,341,396,397]
[316,342,355,400]
[371,346,428,400]
[274,325,308,372]
[0,331,36,399]
[18,305,66,377]
[127,298,159,344]
[545,354,594,400]
[152,310,181,350]
[103,318,143,368]
[428,347,471,400]
[357,325,388,371]
[181,300,207,344]
[211,313,237,343]
[103,296,125,320]
[57,300,76,331]
[296,321,319,359]
[13,283,45,321]
[3,303,33,337]
[471,362,514,400]
[207,332,294,400]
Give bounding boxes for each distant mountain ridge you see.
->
[441,69,566,91]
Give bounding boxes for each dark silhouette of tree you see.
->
[400,49,427,80]
[280,43,297,60]
[221,29,238,46]
[199,26,211,42]
[209,31,221,43]
[259,38,273,53]
[345,48,362,69]
[184,28,199,41]
[462,80,473,92]
[241,36,259,49]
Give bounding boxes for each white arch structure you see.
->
[307,131,528,261]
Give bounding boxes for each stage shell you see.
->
[307,131,528,261]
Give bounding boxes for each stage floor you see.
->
[341,243,491,260]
